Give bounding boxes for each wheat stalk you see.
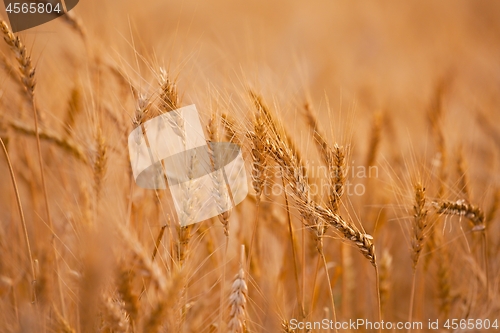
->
[246,92,271,277]
[434,231,452,318]
[54,306,76,333]
[207,111,232,236]
[207,109,234,333]
[117,267,139,325]
[1,20,66,318]
[0,138,36,302]
[366,111,382,167]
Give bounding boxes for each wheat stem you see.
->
[282,173,304,319]
[310,253,321,317]
[1,20,65,316]
[0,138,37,303]
[247,201,261,272]
[374,264,383,333]
[320,250,338,333]
[408,270,417,333]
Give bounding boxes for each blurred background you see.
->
[1,0,500,332]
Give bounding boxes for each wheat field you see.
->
[0,1,500,332]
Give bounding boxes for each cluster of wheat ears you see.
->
[0,3,499,333]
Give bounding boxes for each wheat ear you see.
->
[60,4,86,40]
[63,86,82,138]
[412,183,428,269]
[228,245,248,333]
[207,111,232,236]
[207,109,233,333]
[221,113,242,146]
[433,198,488,291]
[246,92,269,273]
[258,96,378,331]
[0,21,35,98]
[425,93,447,269]
[433,199,484,230]
[262,99,377,263]
[366,111,382,167]
[93,126,107,200]
[281,320,296,333]
[101,297,129,333]
[408,183,428,332]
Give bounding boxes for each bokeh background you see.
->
[1,0,500,332]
